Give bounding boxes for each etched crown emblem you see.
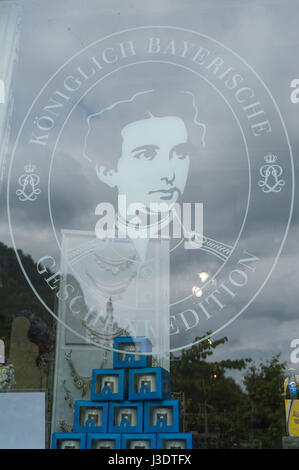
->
[24,162,36,173]
[264,153,277,164]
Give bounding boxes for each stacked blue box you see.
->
[157,433,193,449]
[122,434,156,449]
[51,336,193,449]
[86,433,121,449]
[113,336,152,368]
[91,369,126,401]
[108,401,143,433]
[144,400,181,433]
[51,433,86,449]
[128,367,170,401]
[73,400,109,433]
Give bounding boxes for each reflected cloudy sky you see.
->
[0,0,298,377]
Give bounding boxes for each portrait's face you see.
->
[110,116,191,209]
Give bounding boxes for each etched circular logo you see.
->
[7,26,294,354]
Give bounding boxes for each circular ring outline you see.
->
[7,25,294,354]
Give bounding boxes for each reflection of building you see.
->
[82,297,127,348]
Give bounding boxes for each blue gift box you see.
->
[73,400,108,433]
[108,401,143,433]
[144,400,180,433]
[129,367,170,401]
[91,368,126,401]
[113,336,152,369]
[86,433,121,449]
[51,432,86,449]
[122,434,156,449]
[157,433,193,449]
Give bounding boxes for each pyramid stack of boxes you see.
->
[52,337,193,449]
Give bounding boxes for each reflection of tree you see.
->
[170,335,286,449]
[243,355,286,449]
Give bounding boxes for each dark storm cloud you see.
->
[0,0,298,371]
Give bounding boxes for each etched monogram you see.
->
[258,153,285,193]
[16,163,41,201]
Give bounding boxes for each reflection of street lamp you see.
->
[210,372,217,383]
[198,272,210,283]
[192,286,203,297]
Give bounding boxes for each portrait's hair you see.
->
[83,89,206,171]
